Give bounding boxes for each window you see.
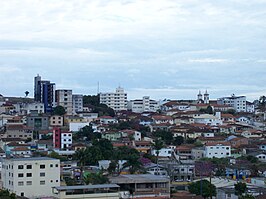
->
[27,165,32,169]
[40,172,45,177]
[40,180,45,185]
[18,181,24,186]
[40,164,45,169]
[26,181,32,185]
[18,165,23,169]
[50,164,53,168]
[18,173,24,177]
[26,173,32,177]
[55,164,58,167]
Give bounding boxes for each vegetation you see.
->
[73,125,101,142]
[188,179,216,199]
[234,182,247,197]
[52,105,66,116]
[0,189,16,199]
[83,171,109,185]
[83,95,115,116]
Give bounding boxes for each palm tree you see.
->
[73,148,88,184]
[122,156,143,174]
[25,91,29,98]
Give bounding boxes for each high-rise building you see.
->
[72,94,83,114]
[34,75,56,113]
[100,87,127,111]
[55,89,73,115]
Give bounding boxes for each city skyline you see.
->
[0,0,266,100]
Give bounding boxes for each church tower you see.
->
[197,90,203,103]
[204,90,209,104]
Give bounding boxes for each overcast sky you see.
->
[0,0,266,101]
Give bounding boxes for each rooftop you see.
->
[53,184,120,191]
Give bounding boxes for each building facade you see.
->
[34,74,56,113]
[100,87,127,111]
[217,95,246,112]
[55,89,73,115]
[72,94,83,114]
[204,142,231,158]
[128,96,160,113]
[1,157,60,198]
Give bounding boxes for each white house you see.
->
[1,157,60,198]
[193,112,222,126]
[204,142,231,158]
[61,132,72,149]
[151,148,173,157]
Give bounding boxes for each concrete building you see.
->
[55,89,73,115]
[53,127,72,150]
[72,94,83,114]
[128,96,160,113]
[34,74,56,113]
[217,94,246,112]
[52,184,120,199]
[1,157,60,198]
[14,102,44,115]
[50,115,64,127]
[100,87,127,111]
[26,112,50,131]
[204,142,231,158]
[5,124,33,140]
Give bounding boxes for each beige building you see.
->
[100,87,127,111]
[1,157,60,198]
[55,89,73,115]
[50,115,64,126]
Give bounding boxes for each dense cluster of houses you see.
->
[1,79,266,198]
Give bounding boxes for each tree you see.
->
[25,91,29,98]
[52,105,66,116]
[73,148,88,183]
[154,130,173,145]
[240,194,255,199]
[83,171,109,185]
[0,189,16,199]
[188,179,216,199]
[206,105,213,114]
[173,136,184,146]
[122,156,144,174]
[235,182,247,197]
[259,95,266,111]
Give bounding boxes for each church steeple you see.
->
[204,90,209,104]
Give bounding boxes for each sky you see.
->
[0,0,266,101]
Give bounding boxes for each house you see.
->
[221,113,235,123]
[99,116,118,124]
[5,124,33,140]
[228,137,249,148]
[174,145,194,163]
[26,112,50,131]
[109,174,170,199]
[133,141,152,153]
[152,115,174,125]
[120,130,141,141]
[145,163,168,176]
[204,142,231,158]
[193,113,222,126]
[1,157,60,198]
[151,148,173,157]
[50,115,64,127]
[102,131,122,141]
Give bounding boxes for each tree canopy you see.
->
[188,179,216,199]
[52,105,66,116]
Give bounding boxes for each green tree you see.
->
[259,95,266,111]
[234,182,247,196]
[154,130,173,145]
[52,105,66,116]
[240,194,255,199]
[0,189,16,199]
[188,179,216,199]
[206,105,213,114]
[48,151,67,161]
[73,148,88,183]
[122,156,144,174]
[173,136,184,145]
[83,171,109,185]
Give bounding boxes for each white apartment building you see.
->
[204,142,231,158]
[128,96,160,113]
[193,112,223,126]
[72,94,83,114]
[55,89,73,115]
[151,148,173,157]
[1,157,60,198]
[99,87,127,111]
[61,132,72,149]
[217,94,246,112]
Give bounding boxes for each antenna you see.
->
[97,81,100,94]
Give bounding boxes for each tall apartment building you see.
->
[128,96,160,113]
[55,89,73,115]
[72,94,83,114]
[217,94,246,112]
[99,87,127,111]
[1,157,60,198]
[34,75,56,113]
